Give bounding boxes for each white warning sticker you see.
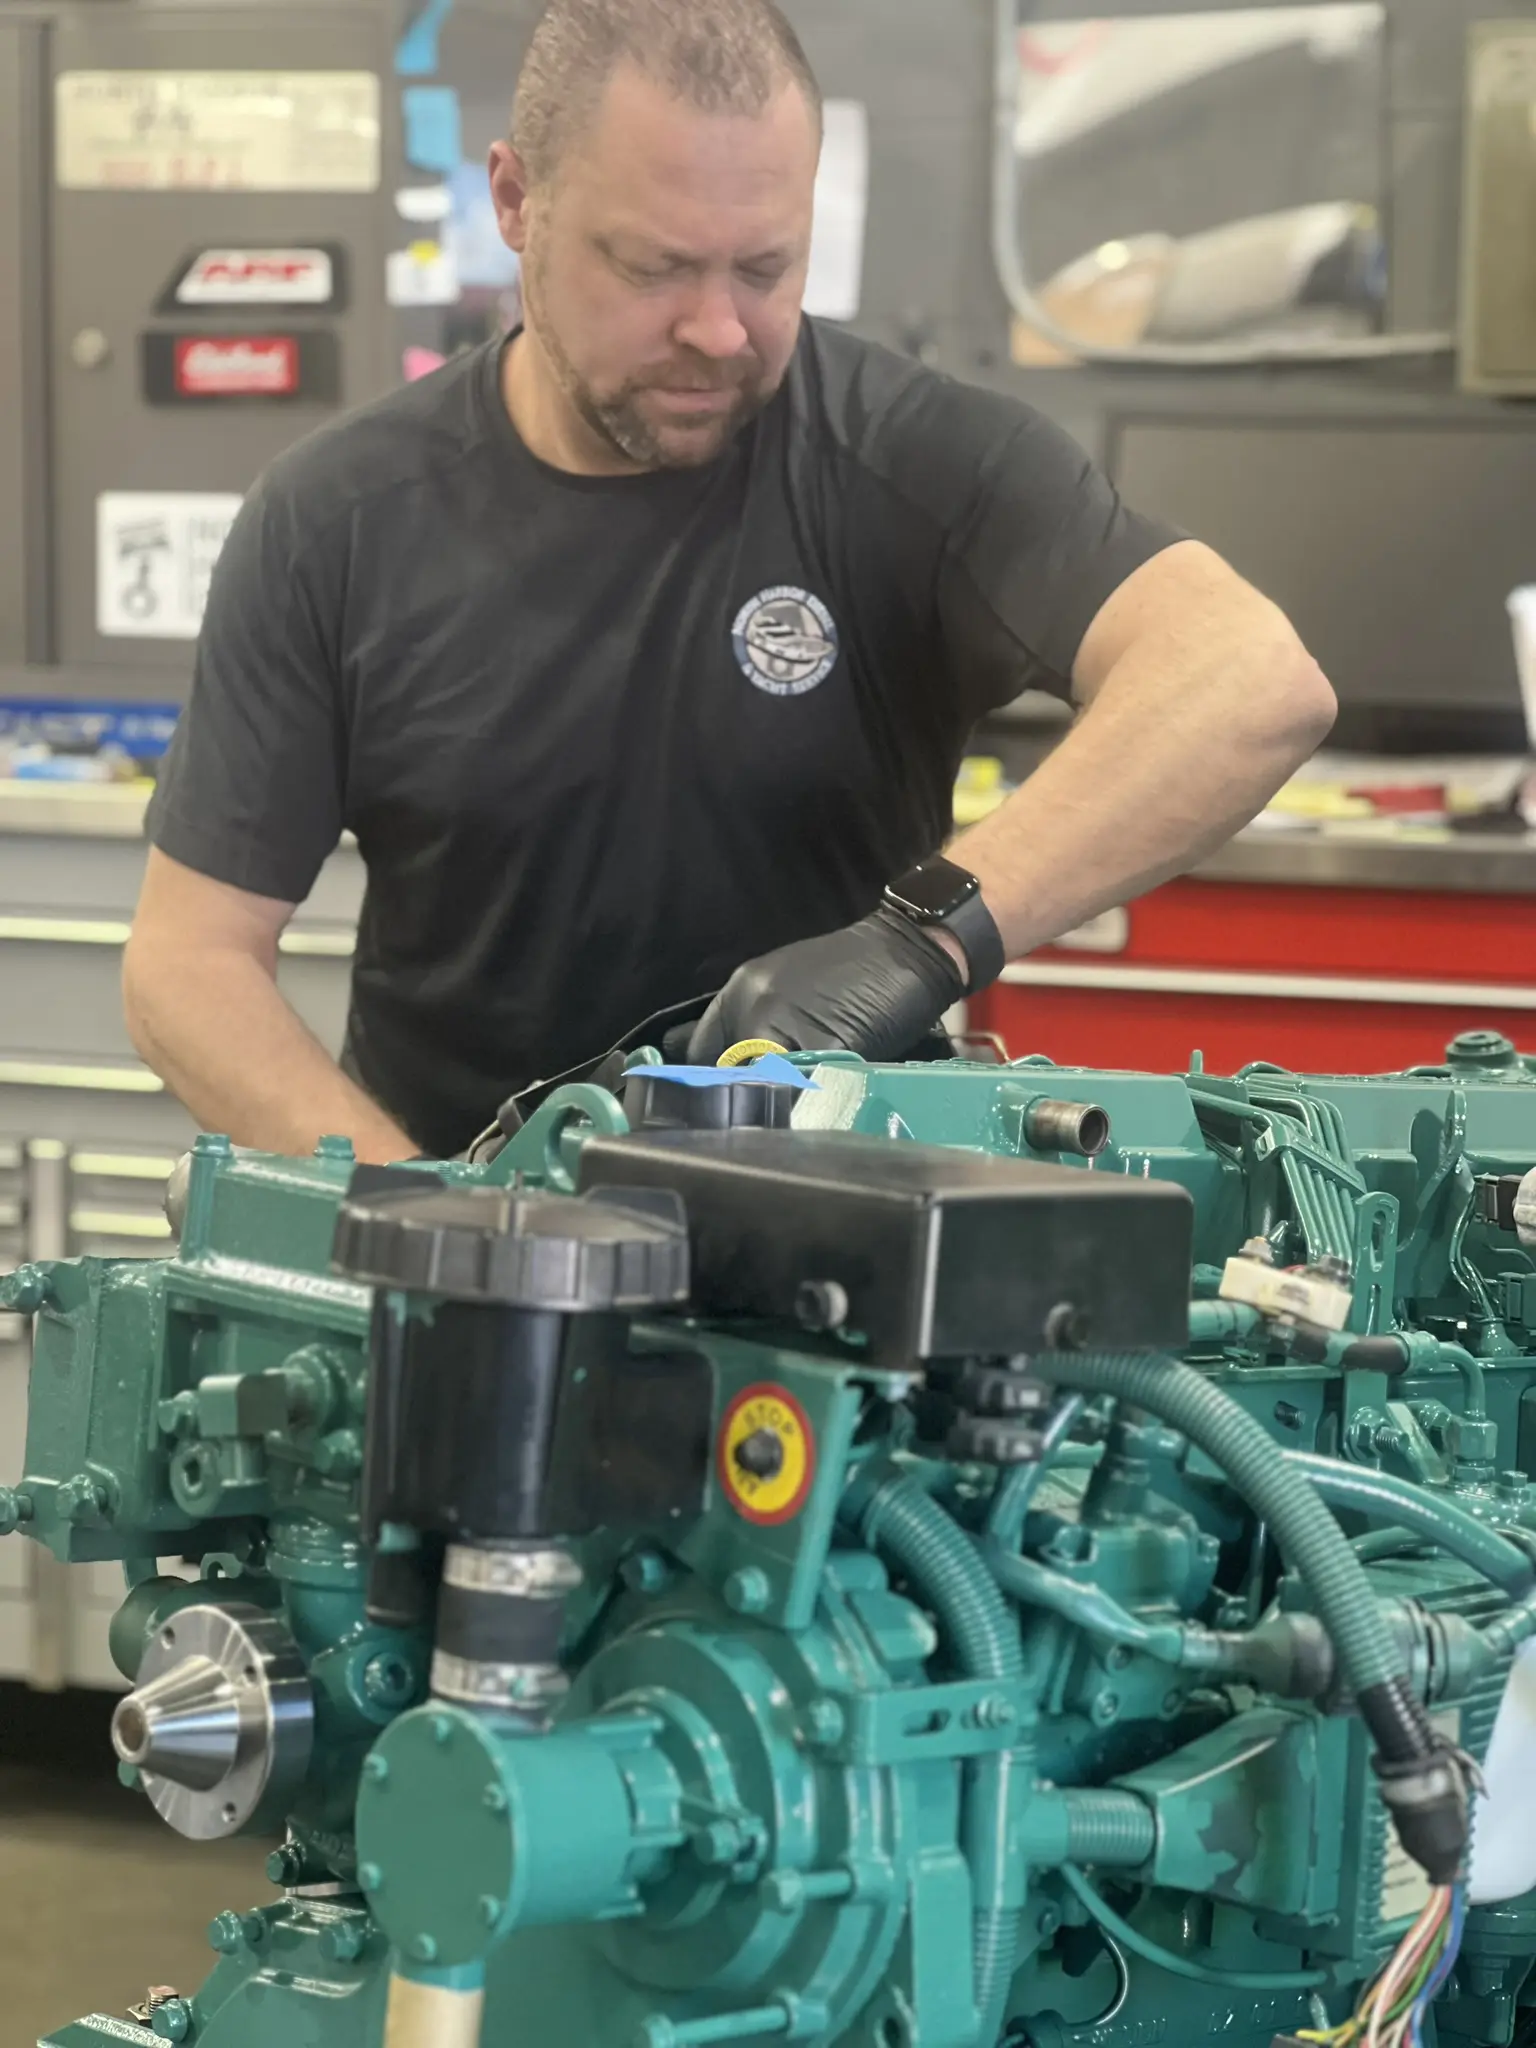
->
[56,72,381,192]
[96,492,242,640]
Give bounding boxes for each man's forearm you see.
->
[951,600,1335,960]
[124,942,416,1163]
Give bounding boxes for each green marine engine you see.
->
[6,1035,1536,2048]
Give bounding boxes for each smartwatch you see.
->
[883,857,1006,995]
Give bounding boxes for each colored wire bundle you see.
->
[1298,1886,1466,2048]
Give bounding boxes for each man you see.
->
[124,0,1336,1165]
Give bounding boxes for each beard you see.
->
[522,244,775,470]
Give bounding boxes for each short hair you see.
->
[513,0,823,188]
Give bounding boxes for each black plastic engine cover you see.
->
[578,1129,1192,1364]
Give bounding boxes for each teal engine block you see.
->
[6,1039,1536,2048]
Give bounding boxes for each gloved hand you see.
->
[687,906,966,1067]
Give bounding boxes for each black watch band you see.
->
[883,858,1007,996]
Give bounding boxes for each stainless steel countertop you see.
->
[1192,829,1536,896]
[2,781,1532,895]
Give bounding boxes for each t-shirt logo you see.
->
[731,586,840,697]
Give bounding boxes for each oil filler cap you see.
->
[331,1183,689,1312]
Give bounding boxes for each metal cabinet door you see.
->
[48,6,401,670]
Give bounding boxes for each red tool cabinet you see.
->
[967,840,1536,1076]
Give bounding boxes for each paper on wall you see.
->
[56,72,381,192]
[804,100,869,323]
[96,493,242,640]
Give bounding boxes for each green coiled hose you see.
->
[848,1468,1024,2046]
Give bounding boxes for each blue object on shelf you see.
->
[402,85,463,176]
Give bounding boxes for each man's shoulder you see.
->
[255,341,494,541]
[794,319,1058,510]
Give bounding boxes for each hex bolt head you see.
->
[362,1753,390,1787]
[479,1895,503,1928]
[482,1782,509,1816]
[320,1919,369,1964]
[973,1694,1016,1731]
[430,1714,454,1747]
[724,1567,771,1616]
[620,1548,671,1595]
[410,1934,438,1964]
[764,1870,804,1912]
[239,1912,267,1948]
[693,1821,744,1867]
[207,1913,243,1955]
[266,1845,304,1888]
[804,1696,846,1748]
[357,1863,384,1895]
[1037,1905,1062,1938]
[151,1999,192,2042]
[0,1486,35,1536]
[1091,1691,1120,1727]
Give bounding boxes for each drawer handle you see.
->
[69,1207,173,1240]
[0,1058,164,1093]
[0,915,354,958]
[71,1152,177,1180]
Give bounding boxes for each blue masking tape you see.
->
[402,85,462,176]
[631,1056,816,1093]
[395,0,456,78]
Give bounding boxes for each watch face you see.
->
[889,860,979,921]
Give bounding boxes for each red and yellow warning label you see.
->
[718,1383,816,1526]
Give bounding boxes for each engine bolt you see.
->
[239,1912,267,1948]
[151,2000,193,2042]
[804,1697,845,1748]
[266,1844,304,1888]
[1091,1691,1120,1727]
[358,1863,384,1895]
[362,1753,389,1787]
[0,1487,35,1535]
[207,1913,243,1954]
[483,1783,509,1816]
[430,1715,454,1746]
[410,1935,438,1964]
[621,1549,671,1595]
[973,1695,1015,1730]
[479,1896,503,1928]
[1037,1905,1062,1937]
[320,1919,369,1963]
[724,1567,771,1616]
[693,1821,744,1867]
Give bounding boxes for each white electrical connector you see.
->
[1514,1168,1536,1254]
[1218,1257,1353,1332]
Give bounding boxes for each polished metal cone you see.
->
[112,1653,240,1790]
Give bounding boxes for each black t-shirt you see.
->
[147,319,1178,1157]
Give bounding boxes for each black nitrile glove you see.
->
[686,906,966,1067]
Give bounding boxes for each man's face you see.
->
[494,66,819,469]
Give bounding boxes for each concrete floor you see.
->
[1,1691,272,2046]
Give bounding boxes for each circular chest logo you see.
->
[732,586,839,697]
[718,1382,816,1525]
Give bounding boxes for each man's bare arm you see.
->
[124,848,416,1163]
[945,540,1337,959]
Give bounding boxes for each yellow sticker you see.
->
[718,1383,815,1525]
